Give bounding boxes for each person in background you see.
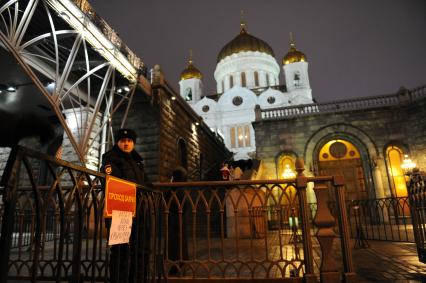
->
[220,163,230,180]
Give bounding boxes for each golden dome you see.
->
[282,33,307,65]
[180,51,202,80]
[217,23,275,63]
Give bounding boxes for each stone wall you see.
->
[110,91,162,182]
[109,81,230,183]
[156,86,230,182]
[405,98,426,170]
[253,96,426,198]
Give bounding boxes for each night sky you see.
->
[89,0,426,102]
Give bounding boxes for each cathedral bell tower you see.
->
[282,33,313,104]
[179,50,203,104]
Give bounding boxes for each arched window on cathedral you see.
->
[185,88,192,101]
[177,138,188,169]
[294,71,301,87]
[266,73,270,86]
[254,71,259,87]
[244,125,250,147]
[241,72,246,87]
[229,125,251,148]
[230,75,234,88]
[221,80,225,93]
[385,145,407,197]
[230,127,236,148]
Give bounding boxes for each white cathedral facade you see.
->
[179,23,313,160]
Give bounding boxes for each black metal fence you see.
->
[263,196,414,244]
[408,172,426,263]
[0,146,163,283]
[0,146,357,282]
[345,197,414,243]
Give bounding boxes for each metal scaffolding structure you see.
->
[0,0,147,164]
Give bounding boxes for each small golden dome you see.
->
[217,23,274,63]
[180,51,202,80]
[282,33,307,65]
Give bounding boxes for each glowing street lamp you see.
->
[401,155,416,173]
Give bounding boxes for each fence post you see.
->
[70,177,84,283]
[313,183,340,282]
[295,159,316,283]
[0,147,24,283]
[333,175,357,282]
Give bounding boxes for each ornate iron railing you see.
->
[345,197,414,243]
[154,174,355,282]
[0,146,162,282]
[0,146,356,282]
[408,172,426,263]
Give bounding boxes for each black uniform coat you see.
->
[101,144,146,184]
[101,145,150,283]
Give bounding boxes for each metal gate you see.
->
[408,171,426,263]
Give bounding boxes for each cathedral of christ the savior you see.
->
[178,21,312,161]
[177,20,426,203]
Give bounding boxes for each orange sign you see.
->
[104,175,137,218]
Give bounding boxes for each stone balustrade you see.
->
[257,85,426,121]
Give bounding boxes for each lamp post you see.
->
[401,154,417,186]
[282,164,296,179]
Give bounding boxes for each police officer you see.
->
[101,128,148,283]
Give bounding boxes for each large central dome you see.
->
[217,26,275,63]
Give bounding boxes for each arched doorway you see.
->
[317,139,368,201]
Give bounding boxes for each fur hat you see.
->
[115,128,137,143]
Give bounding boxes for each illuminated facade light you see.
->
[282,164,296,179]
[7,86,16,92]
[171,96,176,100]
[401,155,416,172]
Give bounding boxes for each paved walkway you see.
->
[352,241,426,282]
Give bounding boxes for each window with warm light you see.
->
[230,127,236,148]
[244,125,250,147]
[386,146,408,197]
[229,125,251,148]
[237,127,244,147]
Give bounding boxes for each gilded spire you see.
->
[289,32,296,49]
[188,49,193,65]
[282,32,307,65]
[240,10,246,33]
[181,49,202,80]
